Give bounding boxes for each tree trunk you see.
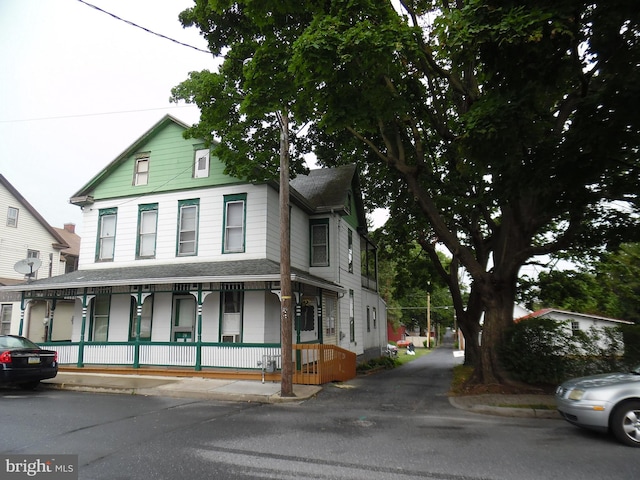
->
[473,275,519,385]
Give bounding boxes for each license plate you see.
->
[28,357,40,364]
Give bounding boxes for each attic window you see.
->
[134,154,149,186]
[6,206,18,227]
[194,148,210,178]
[345,190,353,214]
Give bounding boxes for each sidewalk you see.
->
[41,372,322,404]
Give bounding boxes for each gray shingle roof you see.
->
[1,259,343,293]
[290,164,356,211]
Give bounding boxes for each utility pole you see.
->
[426,290,431,349]
[277,110,294,397]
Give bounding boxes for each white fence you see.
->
[43,342,282,370]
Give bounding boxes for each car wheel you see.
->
[19,381,40,390]
[611,400,640,447]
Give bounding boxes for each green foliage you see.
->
[621,325,640,366]
[519,243,640,324]
[356,355,399,372]
[173,0,640,384]
[500,317,627,385]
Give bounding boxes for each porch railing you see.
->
[293,344,356,385]
[42,341,356,385]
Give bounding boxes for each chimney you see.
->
[64,223,76,234]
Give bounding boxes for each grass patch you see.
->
[450,364,474,395]
[357,347,433,373]
[395,347,432,365]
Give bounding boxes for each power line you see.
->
[0,105,197,124]
[76,0,211,55]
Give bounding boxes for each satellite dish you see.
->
[14,258,42,277]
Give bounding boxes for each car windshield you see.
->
[0,336,39,350]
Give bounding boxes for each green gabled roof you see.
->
[71,115,191,202]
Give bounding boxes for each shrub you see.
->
[621,324,640,366]
[500,317,627,385]
[356,355,399,373]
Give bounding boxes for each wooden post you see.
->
[427,291,431,349]
[278,110,294,397]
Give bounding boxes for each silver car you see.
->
[556,365,640,447]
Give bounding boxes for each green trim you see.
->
[136,203,158,259]
[176,198,199,256]
[219,283,244,343]
[89,294,110,342]
[222,193,247,254]
[95,208,117,262]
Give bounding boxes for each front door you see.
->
[172,296,195,342]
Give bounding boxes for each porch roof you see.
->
[0,259,344,294]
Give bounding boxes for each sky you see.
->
[0,0,219,235]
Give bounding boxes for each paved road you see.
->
[1,345,636,479]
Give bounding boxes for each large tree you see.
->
[172,1,640,386]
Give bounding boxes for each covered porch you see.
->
[6,259,356,385]
[44,341,356,385]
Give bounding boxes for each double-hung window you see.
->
[177,199,199,256]
[223,194,246,253]
[194,148,210,178]
[310,219,329,266]
[349,289,355,342]
[137,204,158,258]
[134,154,149,186]
[97,208,117,261]
[348,229,353,273]
[91,295,110,341]
[6,207,18,227]
[0,304,12,335]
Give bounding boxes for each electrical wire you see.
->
[0,105,197,124]
[76,0,211,55]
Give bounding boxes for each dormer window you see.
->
[134,154,149,186]
[194,148,210,178]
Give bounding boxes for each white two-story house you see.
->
[0,174,79,341]
[1,115,386,383]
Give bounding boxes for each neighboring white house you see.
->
[0,174,80,341]
[0,115,387,383]
[515,308,633,350]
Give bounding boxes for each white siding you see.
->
[78,184,271,269]
[0,182,65,280]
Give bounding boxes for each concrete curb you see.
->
[41,377,322,404]
[449,394,560,419]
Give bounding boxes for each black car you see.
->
[0,335,58,389]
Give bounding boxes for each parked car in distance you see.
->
[556,365,640,447]
[0,335,58,390]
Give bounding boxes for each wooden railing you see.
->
[292,344,356,385]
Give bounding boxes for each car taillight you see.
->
[54,351,58,362]
[0,351,12,364]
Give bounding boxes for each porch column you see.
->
[133,292,142,368]
[18,293,25,336]
[77,290,94,367]
[316,292,322,344]
[194,287,210,371]
[47,300,56,342]
[132,292,152,368]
